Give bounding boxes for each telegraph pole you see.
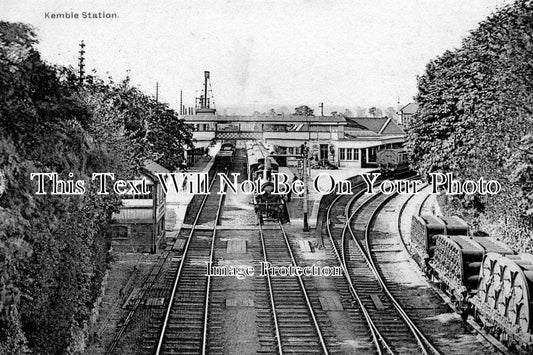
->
[180,90,183,115]
[156,82,159,103]
[78,40,85,86]
[319,102,324,116]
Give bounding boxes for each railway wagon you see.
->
[411,215,469,266]
[247,142,279,181]
[221,142,235,151]
[471,253,533,351]
[246,142,259,178]
[247,149,279,181]
[376,148,409,177]
[217,142,235,167]
[216,149,235,171]
[431,235,513,310]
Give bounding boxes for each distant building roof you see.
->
[346,117,388,133]
[400,103,419,114]
[343,119,369,131]
[344,131,379,137]
[183,114,347,125]
[379,119,406,135]
[345,117,405,136]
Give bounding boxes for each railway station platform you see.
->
[165,142,221,238]
[284,167,376,229]
[164,148,377,249]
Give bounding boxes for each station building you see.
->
[183,113,405,169]
[398,102,419,129]
[108,160,168,253]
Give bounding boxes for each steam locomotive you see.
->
[246,141,288,224]
[410,214,532,351]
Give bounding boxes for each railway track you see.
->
[104,164,500,354]
[349,188,439,354]
[104,163,226,354]
[152,172,226,354]
[326,188,391,354]
[258,222,330,354]
[103,163,219,354]
[396,187,509,354]
[100,165,498,354]
[325,179,441,354]
[334,177,498,354]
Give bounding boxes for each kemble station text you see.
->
[30,172,502,196]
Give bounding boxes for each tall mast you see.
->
[203,71,209,108]
[180,90,183,115]
[195,71,216,115]
[78,40,85,86]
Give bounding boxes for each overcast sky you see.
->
[2,0,509,113]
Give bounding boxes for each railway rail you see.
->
[396,187,509,354]
[351,187,440,354]
[258,221,330,354]
[104,163,219,354]
[325,176,500,354]
[104,161,503,354]
[325,179,441,354]
[153,172,226,354]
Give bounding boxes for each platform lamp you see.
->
[300,142,310,232]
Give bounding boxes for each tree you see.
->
[406,0,533,251]
[344,109,353,117]
[0,20,193,353]
[385,107,396,119]
[0,22,124,352]
[278,106,290,115]
[510,134,533,216]
[368,107,382,117]
[293,105,314,116]
[355,106,366,116]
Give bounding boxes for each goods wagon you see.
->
[411,214,469,267]
[431,235,513,310]
[376,148,409,177]
[471,253,533,351]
